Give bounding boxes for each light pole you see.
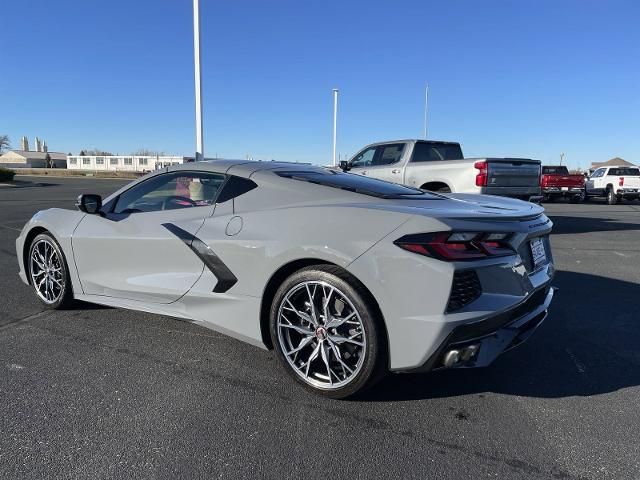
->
[193,0,204,161]
[560,153,565,165]
[332,88,339,166]
[423,83,429,139]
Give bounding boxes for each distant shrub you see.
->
[0,167,16,182]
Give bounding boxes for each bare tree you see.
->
[80,148,114,156]
[0,135,10,152]
[132,149,165,156]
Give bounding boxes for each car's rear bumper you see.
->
[616,188,640,197]
[543,187,583,195]
[481,186,542,198]
[407,286,555,372]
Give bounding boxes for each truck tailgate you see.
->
[542,174,584,188]
[486,158,541,187]
[620,176,640,189]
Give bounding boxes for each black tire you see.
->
[436,186,451,194]
[569,191,584,204]
[27,232,74,309]
[607,188,618,205]
[269,265,386,399]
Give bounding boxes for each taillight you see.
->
[394,232,514,261]
[474,161,487,187]
[619,177,624,187]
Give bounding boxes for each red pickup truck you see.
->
[540,166,585,203]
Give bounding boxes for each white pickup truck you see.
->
[342,140,542,200]
[585,166,640,204]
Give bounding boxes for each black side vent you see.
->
[447,270,482,312]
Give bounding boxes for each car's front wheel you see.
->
[270,266,385,398]
[28,233,74,309]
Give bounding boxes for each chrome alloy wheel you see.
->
[276,281,367,390]
[29,239,65,304]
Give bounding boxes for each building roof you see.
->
[591,157,636,169]
[0,150,68,161]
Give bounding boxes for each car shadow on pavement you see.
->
[1,180,59,188]
[548,215,640,235]
[68,300,112,310]
[362,270,640,402]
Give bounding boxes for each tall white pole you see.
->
[332,88,339,166]
[193,0,204,161]
[423,83,429,139]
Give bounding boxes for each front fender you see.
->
[16,209,86,294]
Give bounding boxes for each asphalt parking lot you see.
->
[1,176,639,479]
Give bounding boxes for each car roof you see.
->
[168,159,321,178]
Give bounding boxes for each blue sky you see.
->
[1,0,638,168]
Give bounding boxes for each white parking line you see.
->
[0,224,21,232]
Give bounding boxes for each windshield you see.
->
[276,169,439,199]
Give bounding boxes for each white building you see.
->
[67,155,192,172]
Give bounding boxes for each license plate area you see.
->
[530,238,547,267]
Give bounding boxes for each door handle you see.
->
[392,169,401,174]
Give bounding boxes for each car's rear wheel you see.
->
[607,187,618,205]
[270,266,385,399]
[28,233,74,309]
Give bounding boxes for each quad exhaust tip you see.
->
[443,344,479,368]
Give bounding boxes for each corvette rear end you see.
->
[347,193,555,373]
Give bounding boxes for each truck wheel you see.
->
[570,191,585,203]
[607,188,618,205]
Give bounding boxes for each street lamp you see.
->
[423,83,429,139]
[332,88,339,167]
[193,0,204,161]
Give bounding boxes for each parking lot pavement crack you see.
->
[0,310,49,331]
[23,322,588,480]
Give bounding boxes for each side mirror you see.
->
[76,194,102,214]
[339,160,351,172]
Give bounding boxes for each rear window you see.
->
[542,166,569,175]
[411,142,463,162]
[608,168,640,176]
[276,170,438,199]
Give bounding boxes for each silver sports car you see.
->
[16,160,555,398]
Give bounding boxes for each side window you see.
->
[113,171,226,214]
[350,147,376,168]
[411,143,442,162]
[591,168,605,178]
[372,143,405,166]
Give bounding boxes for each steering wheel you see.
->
[161,195,197,210]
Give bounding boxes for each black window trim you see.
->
[276,169,442,199]
[103,170,257,216]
